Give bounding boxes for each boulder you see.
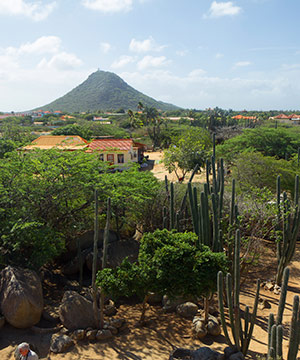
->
[68,230,119,253]
[163,295,196,312]
[86,329,97,340]
[59,291,96,330]
[109,318,125,329]
[228,352,244,360]
[207,315,221,336]
[72,329,85,341]
[85,238,139,271]
[0,266,43,328]
[193,320,207,339]
[176,302,198,319]
[50,334,74,353]
[96,329,113,341]
[170,347,222,360]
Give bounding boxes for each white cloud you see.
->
[18,36,61,55]
[0,0,56,21]
[111,55,135,69]
[38,52,83,71]
[119,67,300,110]
[100,42,112,54]
[137,55,170,70]
[188,68,207,78]
[129,36,166,53]
[82,0,132,13]
[234,61,252,67]
[216,53,224,59]
[205,1,241,18]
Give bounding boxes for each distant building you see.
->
[269,113,300,124]
[87,138,146,166]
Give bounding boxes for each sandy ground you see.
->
[0,153,299,359]
[144,151,207,183]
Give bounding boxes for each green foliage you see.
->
[232,152,297,195]
[216,127,300,163]
[38,70,178,112]
[0,139,18,158]
[163,128,212,181]
[0,150,160,269]
[52,124,92,140]
[97,230,228,305]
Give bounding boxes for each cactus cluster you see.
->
[267,267,300,360]
[276,175,300,285]
[217,230,260,356]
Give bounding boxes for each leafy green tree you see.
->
[163,128,212,181]
[97,230,227,322]
[216,127,300,163]
[52,124,92,140]
[232,152,297,195]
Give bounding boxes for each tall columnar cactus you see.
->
[276,175,300,285]
[92,189,100,329]
[217,230,260,356]
[170,182,175,230]
[267,267,290,358]
[100,197,111,328]
[267,294,300,360]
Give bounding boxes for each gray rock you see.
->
[72,329,85,341]
[96,329,113,341]
[50,334,74,353]
[59,291,96,330]
[86,329,97,340]
[224,346,238,359]
[0,266,43,328]
[194,347,222,360]
[163,295,196,312]
[110,318,125,329]
[68,230,118,253]
[228,352,245,360]
[193,320,207,339]
[207,315,221,336]
[108,325,118,335]
[176,302,198,319]
[103,300,117,316]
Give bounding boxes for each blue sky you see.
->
[1,0,300,111]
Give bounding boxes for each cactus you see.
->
[100,197,111,329]
[92,189,100,329]
[267,295,300,360]
[276,175,300,285]
[170,182,175,230]
[217,230,260,356]
[163,206,167,229]
[287,295,300,360]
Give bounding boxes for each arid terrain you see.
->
[0,154,299,360]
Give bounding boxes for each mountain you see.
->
[37,70,179,112]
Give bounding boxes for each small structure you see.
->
[87,138,146,166]
[23,135,88,151]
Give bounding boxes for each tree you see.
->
[163,128,212,181]
[97,230,227,322]
[52,124,92,140]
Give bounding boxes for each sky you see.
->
[1,0,300,111]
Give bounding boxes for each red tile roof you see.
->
[88,139,146,151]
[88,139,134,151]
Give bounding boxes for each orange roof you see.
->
[274,114,290,119]
[88,139,145,151]
[23,135,88,150]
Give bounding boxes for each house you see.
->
[270,113,300,124]
[87,138,146,166]
[23,135,88,151]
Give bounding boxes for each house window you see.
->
[107,154,114,163]
[99,154,104,161]
[117,154,124,163]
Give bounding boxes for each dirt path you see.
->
[144,151,207,183]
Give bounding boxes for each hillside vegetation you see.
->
[37,70,179,112]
